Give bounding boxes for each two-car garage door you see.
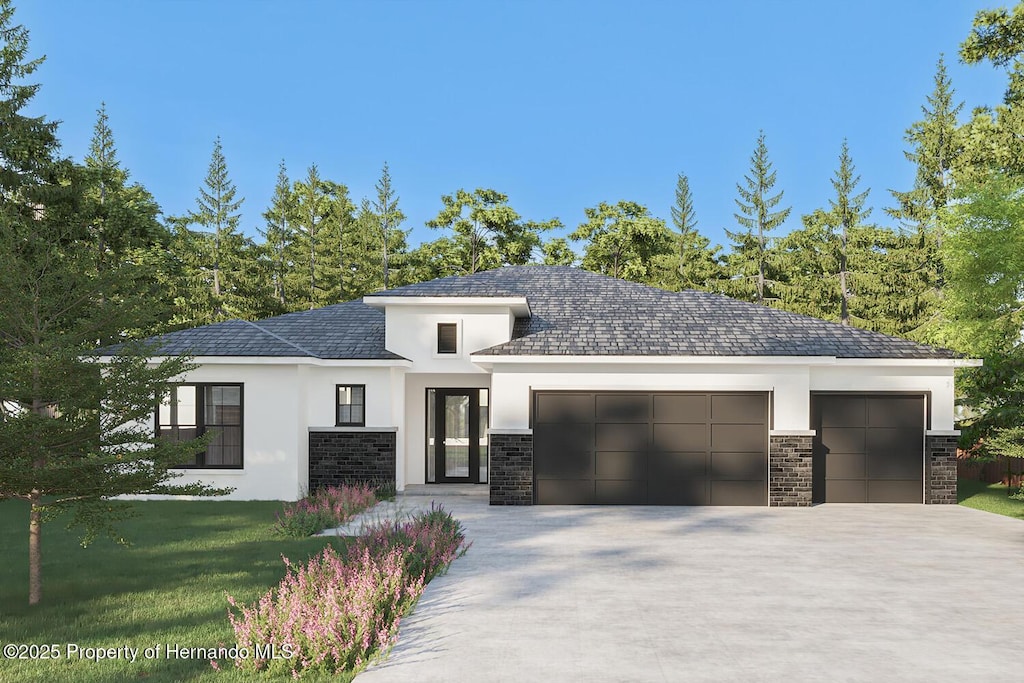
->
[533,392,769,505]
[532,391,926,505]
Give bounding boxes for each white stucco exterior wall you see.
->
[382,304,513,373]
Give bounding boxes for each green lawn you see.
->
[0,499,345,682]
[958,479,1024,520]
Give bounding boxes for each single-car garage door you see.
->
[812,394,925,503]
[533,391,768,505]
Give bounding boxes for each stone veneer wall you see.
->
[926,433,959,504]
[769,433,814,507]
[489,431,533,505]
[308,430,396,491]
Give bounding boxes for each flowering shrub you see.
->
[227,504,468,678]
[273,484,378,537]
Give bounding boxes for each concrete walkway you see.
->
[360,498,1024,682]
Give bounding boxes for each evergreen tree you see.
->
[651,172,721,291]
[829,141,871,326]
[0,0,225,605]
[372,161,405,290]
[260,161,293,309]
[723,131,791,304]
[570,200,673,282]
[176,137,267,323]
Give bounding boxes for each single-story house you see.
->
[106,265,978,506]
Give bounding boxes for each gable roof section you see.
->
[99,301,403,360]
[366,266,957,359]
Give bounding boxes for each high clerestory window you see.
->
[437,323,458,354]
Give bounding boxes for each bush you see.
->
[273,484,378,537]
[227,504,468,678]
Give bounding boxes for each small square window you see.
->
[437,323,458,354]
[337,385,365,426]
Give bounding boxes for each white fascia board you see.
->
[471,355,982,368]
[364,296,531,316]
[92,355,412,368]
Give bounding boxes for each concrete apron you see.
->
[359,499,1024,683]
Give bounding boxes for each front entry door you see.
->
[429,389,488,483]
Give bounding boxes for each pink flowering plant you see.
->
[227,504,468,678]
[273,483,379,537]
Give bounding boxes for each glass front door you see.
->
[427,389,488,483]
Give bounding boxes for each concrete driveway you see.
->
[360,498,1024,682]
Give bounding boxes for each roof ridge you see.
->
[242,319,318,358]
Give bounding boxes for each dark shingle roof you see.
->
[367,266,957,359]
[107,266,956,360]
[100,301,403,360]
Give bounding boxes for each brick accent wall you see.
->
[769,433,814,507]
[489,431,533,505]
[308,430,396,491]
[926,433,959,505]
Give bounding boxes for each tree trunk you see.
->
[29,492,41,605]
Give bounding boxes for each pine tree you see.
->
[723,131,791,304]
[260,161,293,309]
[372,162,405,290]
[652,172,720,291]
[0,0,226,605]
[286,164,352,309]
[829,141,871,326]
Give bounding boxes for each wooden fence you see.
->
[957,452,1024,487]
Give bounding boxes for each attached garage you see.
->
[811,394,925,503]
[533,391,769,505]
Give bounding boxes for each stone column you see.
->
[489,429,533,505]
[769,431,814,507]
[926,431,960,505]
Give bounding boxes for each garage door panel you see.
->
[535,393,593,423]
[820,396,866,428]
[596,422,648,452]
[596,479,647,504]
[536,479,595,505]
[649,478,708,505]
[653,423,706,451]
[867,397,923,429]
[866,450,922,480]
[820,427,865,455]
[868,480,922,503]
[596,451,648,480]
[534,423,593,478]
[825,479,867,503]
[711,394,766,423]
[711,423,764,452]
[710,452,766,479]
[650,451,706,479]
[534,391,766,506]
[866,428,921,456]
[596,394,649,422]
[653,395,706,423]
[711,480,766,505]
[825,452,866,479]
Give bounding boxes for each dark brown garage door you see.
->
[812,394,925,503]
[533,392,768,505]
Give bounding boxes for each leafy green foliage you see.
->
[570,200,673,282]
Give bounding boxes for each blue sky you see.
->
[18,0,1009,251]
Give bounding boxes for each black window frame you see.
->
[156,383,244,469]
[437,322,458,354]
[336,384,366,427]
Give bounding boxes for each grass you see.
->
[958,479,1024,521]
[0,499,350,682]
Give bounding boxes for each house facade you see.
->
[113,266,977,506]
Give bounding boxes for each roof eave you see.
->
[364,295,531,317]
[470,354,979,367]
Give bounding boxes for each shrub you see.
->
[273,484,378,537]
[227,504,468,678]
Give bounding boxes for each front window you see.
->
[336,385,365,426]
[157,383,243,468]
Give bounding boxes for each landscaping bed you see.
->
[0,497,466,681]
